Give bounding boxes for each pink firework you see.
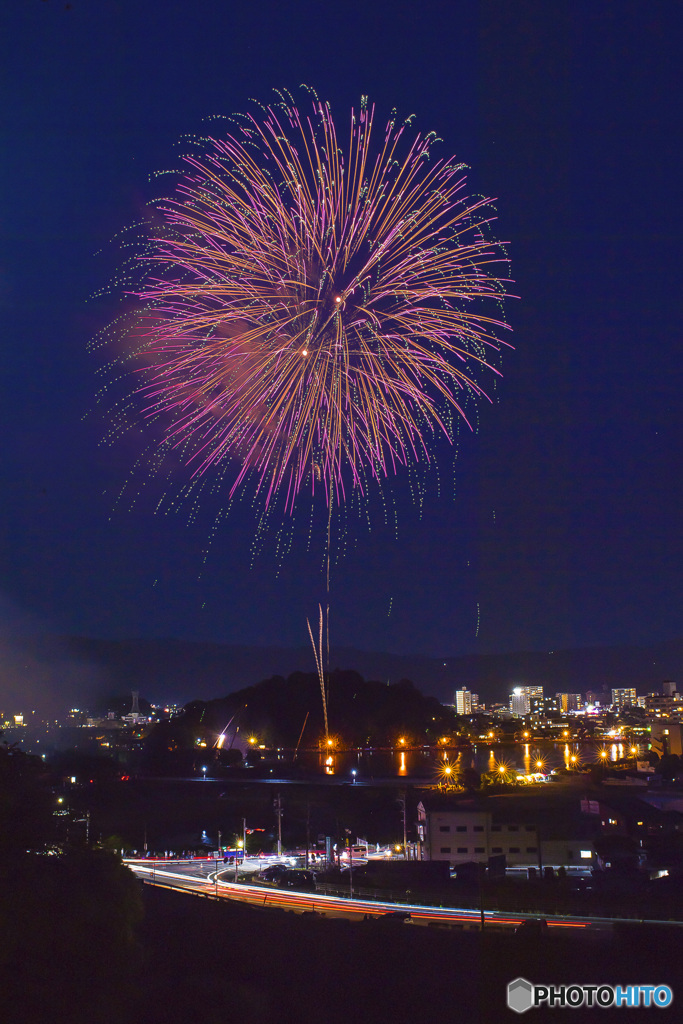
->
[123,91,512,515]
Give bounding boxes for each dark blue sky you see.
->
[2,0,682,658]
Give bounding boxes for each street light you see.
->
[351,769,357,784]
[201,765,207,781]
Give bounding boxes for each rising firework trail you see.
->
[101,87,512,535]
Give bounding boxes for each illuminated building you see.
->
[611,688,637,712]
[643,693,683,718]
[556,693,582,713]
[454,689,477,715]
[510,686,544,717]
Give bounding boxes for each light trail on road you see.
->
[128,860,601,931]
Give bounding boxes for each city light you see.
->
[436,760,457,787]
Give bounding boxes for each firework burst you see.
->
[100,88,512,536]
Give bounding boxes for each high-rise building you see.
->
[454,689,472,715]
[611,688,637,711]
[556,693,582,713]
[663,680,678,697]
[509,685,544,717]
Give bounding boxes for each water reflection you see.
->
[296,740,648,779]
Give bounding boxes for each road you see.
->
[126,857,616,932]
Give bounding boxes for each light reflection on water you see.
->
[288,741,644,779]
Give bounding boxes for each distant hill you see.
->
[16,635,683,710]
[143,671,453,771]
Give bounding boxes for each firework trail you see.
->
[103,88,512,527]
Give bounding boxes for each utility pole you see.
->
[235,818,246,882]
[398,791,408,859]
[305,801,311,869]
[274,793,283,857]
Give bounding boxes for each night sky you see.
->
[3,1,682,661]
